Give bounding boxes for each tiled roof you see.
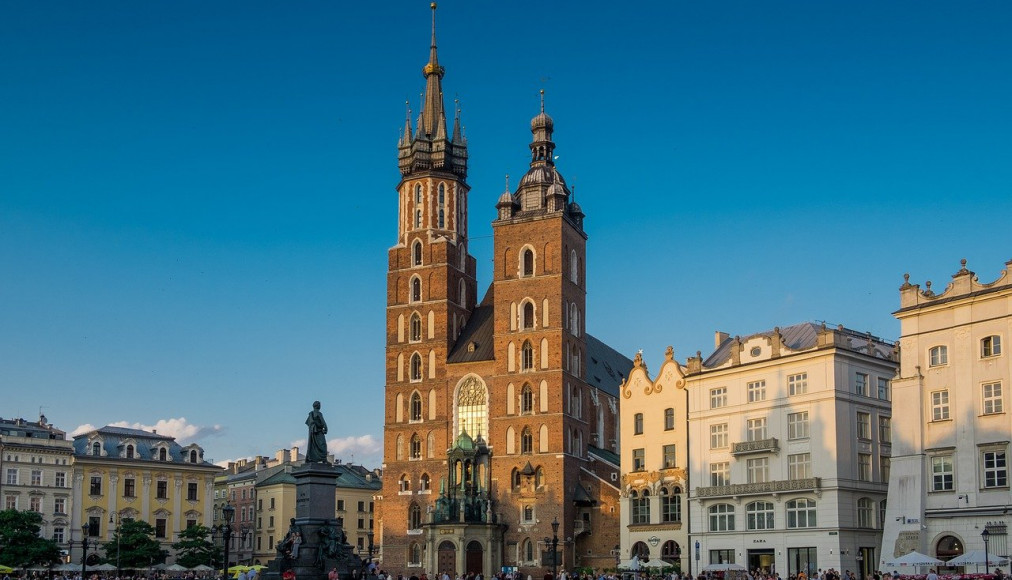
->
[585,334,633,397]
[447,286,495,363]
[703,321,894,368]
[588,445,619,467]
[72,425,213,465]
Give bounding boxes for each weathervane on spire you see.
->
[539,89,545,113]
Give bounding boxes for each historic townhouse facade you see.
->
[619,349,690,572]
[70,426,220,565]
[379,5,631,576]
[0,415,75,558]
[684,323,896,578]
[880,260,1012,569]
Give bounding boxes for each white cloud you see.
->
[288,434,382,466]
[71,418,224,444]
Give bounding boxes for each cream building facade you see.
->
[685,323,896,578]
[0,415,75,558]
[71,426,220,565]
[879,260,1012,569]
[619,347,690,571]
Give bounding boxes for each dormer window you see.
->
[126,445,134,459]
[158,448,167,461]
[189,450,198,463]
[91,442,101,456]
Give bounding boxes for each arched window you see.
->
[409,542,422,564]
[92,442,101,456]
[126,445,134,459]
[409,503,422,530]
[410,434,422,460]
[415,184,422,204]
[459,279,466,308]
[521,340,534,371]
[522,248,534,277]
[511,468,521,490]
[521,428,533,454]
[661,540,681,561]
[936,536,964,562]
[396,435,404,460]
[420,473,430,491]
[427,431,435,458]
[412,240,423,266]
[521,384,534,414]
[857,497,875,528]
[159,448,167,461]
[570,303,580,337]
[410,392,423,421]
[399,474,410,492]
[570,249,578,283]
[786,498,816,528]
[189,450,198,463]
[410,277,421,303]
[523,538,534,562]
[438,184,446,228]
[709,503,735,531]
[410,313,422,342]
[631,541,649,560]
[746,501,774,530]
[522,301,535,330]
[660,486,681,522]
[410,353,423,381]
[455,375,489,438]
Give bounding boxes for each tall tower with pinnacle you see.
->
[380,5,629,576]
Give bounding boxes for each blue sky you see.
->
[2,1,1010,469]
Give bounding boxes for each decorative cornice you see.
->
[695,477,821,498]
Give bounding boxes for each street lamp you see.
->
[221,503,235,580]
[542,517,560,580]
[981,528,990,578]
[81,524,92,580]
[367,530,375,562]
[110,513,122,579]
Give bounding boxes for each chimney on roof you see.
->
[715,331,729,349]
[152,429,157,434]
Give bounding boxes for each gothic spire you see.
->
[421,2,446,139]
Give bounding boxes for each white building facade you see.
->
[879,260,1012,570]
[685,323,897,578]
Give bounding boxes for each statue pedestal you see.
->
[263,463,362,580]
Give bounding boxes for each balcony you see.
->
[731,437,779,456]
[574,519,591,535]
[696,477,821,499]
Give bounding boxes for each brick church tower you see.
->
[380,5,631,576]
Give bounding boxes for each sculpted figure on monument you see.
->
[305,400,329,463]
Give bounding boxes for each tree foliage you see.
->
[101,519,167,569]
[0,509,62,568]
[171,525,220,569]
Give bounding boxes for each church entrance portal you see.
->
[466,541,484,576]
[438,541,457,577]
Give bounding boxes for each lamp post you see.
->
[81,524,92,580]
[221,503,235,580]
[981,528,990,578]
[367,530,375,562]
[542,517,560,580]
[110,513,121,579]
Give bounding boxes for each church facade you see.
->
[379,5,631,577]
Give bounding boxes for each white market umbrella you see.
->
[643,559,671,569]
[946,551,1009,567]
[91,564,118,571]
[703,563,747,572]
[619,558,641,571]
[166,564,190,572]
[884,551,944,567]
[192,565,215,572]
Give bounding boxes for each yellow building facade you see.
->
[71,426,220,565]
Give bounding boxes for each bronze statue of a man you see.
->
[305,401,329,463]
